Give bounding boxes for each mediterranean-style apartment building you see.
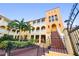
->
[0,8,64,48]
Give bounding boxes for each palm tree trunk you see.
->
[19,29,21,41]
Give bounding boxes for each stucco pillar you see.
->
[46,34,51,46]
[63,29,74,55]
[13,35,15,39]
[39,35,41,44]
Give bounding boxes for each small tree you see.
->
[5,41,14,56]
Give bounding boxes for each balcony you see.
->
[32,18,46,27]
[32,22,46,27]
[0,28,8,34]
[31,29,46,35]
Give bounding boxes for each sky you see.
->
[0,3,78,27]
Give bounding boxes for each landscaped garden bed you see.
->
[0,41,37,56]
[0,34,36,49]
[0,40,35,49]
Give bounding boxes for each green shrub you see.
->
[0,41,8,49]
[0,38,36,49]
[28,38,36,44]
[0,34,16,42]
[12,41,29,48]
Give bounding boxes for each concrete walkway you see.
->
[45,51,73,56]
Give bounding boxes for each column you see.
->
[39,35,41,44]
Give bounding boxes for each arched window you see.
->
[7,26,11,31]
[41,26,45,30]
[55,15,58,21]
[36,27,40,30]
[51,24,57,31]
[59,24,61,27]
[0,26,5,29]
[17,30,20,33]
[12,29,16,32]
[32,27,35,31]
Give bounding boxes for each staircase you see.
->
[51,31,67,53]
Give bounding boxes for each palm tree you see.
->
[25,22,32,33]
[7,20,17,34]
[8,18,32,41]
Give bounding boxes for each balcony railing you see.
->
[31,30,46,35]
[0,29,8,34]
[32,22,46,26]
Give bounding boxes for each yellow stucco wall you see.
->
[45,8,64,34]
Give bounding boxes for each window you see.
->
[41,18,45,22]
[7,27,10,31]
[52,16,54,21]
[59,24,61,27]
[17,36,19,39]
[12,29,16,32]
[41,26,45,30]
[33,21,36,24]
[48,25,50,28]
[49,16,54,22]
[55,15,58,21]
[25,35,27,40]
[31,35,34,39]
[0,17,1,20]
[17,30,20,33]
[36,35,39,42]
[49,19,51,22]
[37,19,40,23]
[32,27,35,31]
[41,35,46,43]
[36,27,40,31]
[0,26,5,29]
[49,16,51,22]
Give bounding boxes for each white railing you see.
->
[31,30,46,35]
[0,29,8,34]
[32,22,46,27]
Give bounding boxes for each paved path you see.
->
[11,47,47,56]
[15,48,37,56]
[0,50,5,56]
[0,46,68,56]
[10,46,38,56]
[0,46,46,56]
